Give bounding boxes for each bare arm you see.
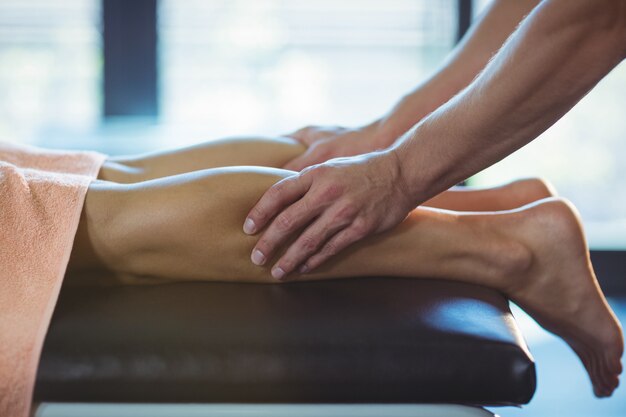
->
[394,0,626,204]
[374,0,541,146]
[246,0,625,281]
[286,0,540,170]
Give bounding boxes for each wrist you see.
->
[383,146,422,209]
[387,127,440,207]
[373,73,467,150]
[362,119,399,150]
[371,96,435,150]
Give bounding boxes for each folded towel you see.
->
[0,141,105,417]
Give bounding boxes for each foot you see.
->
[425,177,556,212]
[506,178,558,207]
[502,197,623,397]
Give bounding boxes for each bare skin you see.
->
[71,166,622,398]
[98,136,557,212]
[68,136,623,397]
[284,0,542,170]
[242,0,626,304]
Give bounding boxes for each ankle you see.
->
[492,236,534,295]
[507,178,557,207]
[457,213,533,293]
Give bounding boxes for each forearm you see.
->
[394,0,626,204]
[372,0,540,147]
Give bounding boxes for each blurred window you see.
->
[472,64,626,246]
[0,0,624,245]
[0,0,101,141]
[158,0,456,136]
[470,0,626,246]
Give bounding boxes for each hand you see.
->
[283,124,388,171]
[243,149,414,280]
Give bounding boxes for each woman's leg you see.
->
[422,178,558,211]
[98,136,306,183]
[74,167,529,285]
[99,136,555,211]
[70,166,622,397]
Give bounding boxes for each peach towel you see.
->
[0,141,105,417]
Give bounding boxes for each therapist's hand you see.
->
[244,149,414,280]
[284,124,389,171]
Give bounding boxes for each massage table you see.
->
[34,277,536,416]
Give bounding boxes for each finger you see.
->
[285,126,313,144]
[288,127,331,147]
[286,131,306,144]
[270,205,356,280]
[299,220,371,273]
[283,151,325,172]
[244,174,310,235]
[251,196,322,267]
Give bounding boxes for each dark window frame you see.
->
[457,0,473,42]
[102,0,158,118]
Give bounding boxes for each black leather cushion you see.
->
[35,278,536,405]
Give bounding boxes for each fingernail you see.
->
[272,266,286,280]
[299,264,309,274]
[251,249,266,266]
[243,218,256,234]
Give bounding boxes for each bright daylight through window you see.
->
[0,0,624,246]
